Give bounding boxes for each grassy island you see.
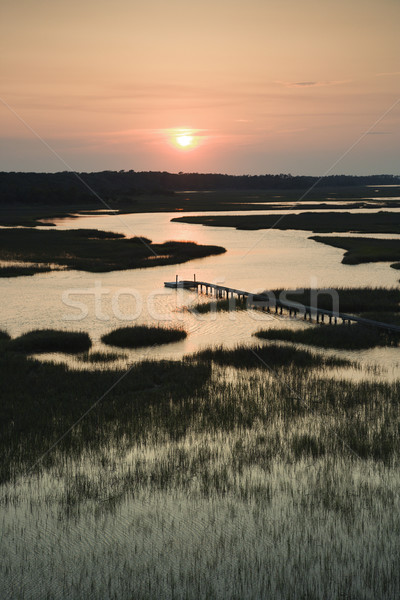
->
[102,325,187,348]
[310,236,400,268]
[7,329,92,354]
[0,265,53,277]
[195,343,351,369]
[0,228,226,274]
[255,324,398,350]
[171,210,400,234]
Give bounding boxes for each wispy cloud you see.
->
[375,71,400,77]
[279,80,350,88]
[290,81,318,87]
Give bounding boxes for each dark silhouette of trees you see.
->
[0,171,398,206]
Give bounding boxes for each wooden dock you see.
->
[164,276,400,334]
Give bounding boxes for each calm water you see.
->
[1,209,400,371]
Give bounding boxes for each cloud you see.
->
[375,71,400,77]
[279,80,350,88]
[367,131,392,135]
[291,82,318,87]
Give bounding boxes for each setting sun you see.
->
[176,135,193,147]
[166,128,201,152]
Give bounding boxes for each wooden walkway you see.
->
[165,276,400,334]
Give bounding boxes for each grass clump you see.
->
[195,343,351,369]
[79,351,127,363]
[102,325,187,348]
[192,297,248,314]
[291,433,325,458]
[255,324,398,350]
[7,329,92,354]
[0,265,53,277]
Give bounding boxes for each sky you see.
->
[1,0,399,175]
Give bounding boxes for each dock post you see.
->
[176,274,178,285]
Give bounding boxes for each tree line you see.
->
[0,170,398,205]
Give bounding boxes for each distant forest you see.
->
[0,171,399,205]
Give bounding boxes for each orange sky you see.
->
[1,0,399,174]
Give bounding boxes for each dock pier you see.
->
[164,276,400,335]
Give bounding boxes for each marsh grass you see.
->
[0,228,226,273]
[0,348,210,482]
[270,286,400,313]
[101,325,187,348]
[0,264,53,277]
[7,329,92,354]
[191,297,249,313]
[192,287,400,317]
[311,235,400,267]
[194,343,352,369]
[255,324,399,350]
[79,351,128,363]
[1,347,399,484]
[360,311,400,325]
[2,345,400,597]
[4,456,400,599]
[172,210,400,234]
